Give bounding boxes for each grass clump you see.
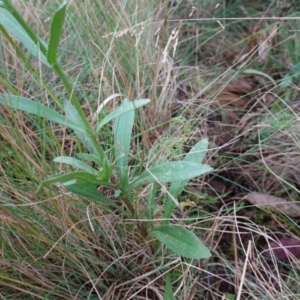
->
[1,0,300,299]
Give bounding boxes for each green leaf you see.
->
[163,139,210,223]
[149,225,211,259]
[279,73,293,89]
[53,156,97,174]
[63,181,129,216]
[0,7,49,66]
[63,99,98,155]
[129,161,212,189]
[147,182,158,220]
[169,138,209,196]
[114,99,134,189]
[164,272,175,300]
[77,153,103,167]
[96,98,150,132]
[63,181,114,206]
[184,138,209,164]
[0,94,87,133]
[36,171,105,193]
[47,1,67,64]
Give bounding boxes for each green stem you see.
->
[122,195,135,217]
[162,198,175,225]
[147,183,158,220]
[52,63,106,161]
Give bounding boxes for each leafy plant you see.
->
[0,0,212,259]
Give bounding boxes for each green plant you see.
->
[0,0,212,259]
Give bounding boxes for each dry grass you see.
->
[1,0,300,299]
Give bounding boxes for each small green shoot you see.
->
[164,272,176,300]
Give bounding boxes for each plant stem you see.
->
[52,63,107,161]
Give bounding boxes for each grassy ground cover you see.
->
[1,0,300,299]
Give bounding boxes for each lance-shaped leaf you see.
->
[56,181,130,217]
[149,225,211,259]
[163,139,210,222]
[0,94,86,133]
[114,99,134,189]
[0,6,49,66]
[36,171,109,193]
[76,153,103,167]
[129,161,212,190]
[47,1,67,64]
[53,156,97,174]
[96,99,150,132]
[63,181,114,205]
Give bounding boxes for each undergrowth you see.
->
[1,0,300,299]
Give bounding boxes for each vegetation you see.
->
[0,0,300,299]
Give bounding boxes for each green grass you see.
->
[1,0,300,299]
